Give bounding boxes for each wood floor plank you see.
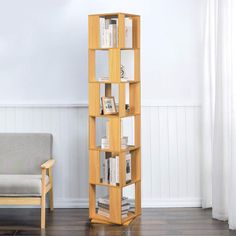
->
[0,208,235,236]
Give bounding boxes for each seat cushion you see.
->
[0,175,49,197]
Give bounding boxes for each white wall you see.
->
[0,0,203,207]
[0,104,201,207]
[0,0,202,104]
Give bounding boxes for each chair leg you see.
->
[50,188,54,211]
[41,168,47,229]
[41,194,46,229]
[49,167,54,211]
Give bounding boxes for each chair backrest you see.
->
[0,133,52,174]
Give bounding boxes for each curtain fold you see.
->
[203,0,236,229]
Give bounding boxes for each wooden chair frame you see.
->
[0,159,55,229]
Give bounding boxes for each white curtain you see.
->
[202,0,236,229]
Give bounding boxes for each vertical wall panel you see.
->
[0,104,201,207]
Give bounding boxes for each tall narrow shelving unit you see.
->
[88,13,141,225]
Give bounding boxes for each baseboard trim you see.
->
[54,198,201,208]
[0,198,201,208]
[141,198,201,208]
[54,198,88,208]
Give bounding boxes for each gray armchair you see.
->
[0,133,55,228]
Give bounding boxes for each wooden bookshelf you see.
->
[88,13,141,225]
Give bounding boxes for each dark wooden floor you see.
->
[0,208,235,236]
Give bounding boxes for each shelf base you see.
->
[91,218,113,225]
[90,213,139,226]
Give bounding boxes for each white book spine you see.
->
[109,158,112,184]
[98,210,110,217]
[125,17,133,48]
[116,156,119,184]
[113,158,116,185]
[100,17,105,48]
[113,22,117,47]
[109,24,113,47]
[111,158,115,186]
[104,158,108,183]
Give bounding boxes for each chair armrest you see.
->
[41,159,55,169]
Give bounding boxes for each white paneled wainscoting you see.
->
[0,102,201,208]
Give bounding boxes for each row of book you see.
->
[97,196,130,218]
[101,153,131,186]
[100,17,133,48]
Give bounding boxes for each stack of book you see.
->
[101,152,132,185]
[99,16,133,48]
[100,17,118,48]
[97,196,130,218]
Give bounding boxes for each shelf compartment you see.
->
[89,184,122,224]
[88,13,140,49]
[89,82,140,117]
[89,48,139,83]
[89,116,140,151]
[89,149,141,187]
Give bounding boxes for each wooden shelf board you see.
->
[89,13,140,17]
[90,145,140,153]
[89,47,138,50]
[89,80,140,84]
[89,179,141,188]
[92,213,115,224]
[89,113,140,118]
[122,212,140,225]
[90,212,139,225]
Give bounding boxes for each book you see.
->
[115,156,119,184]
[125,17,133,48]
[100,155,120,185]
[98,202,130,211]
[97,195,131,218]
[98,195,128,205]
[100,17,105,48]
[109,157,114,185]
[110,19,117,47]
[98,209,109,217]
[104,158,108,183]
[100,17,118,48]
[126,153,132,182]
